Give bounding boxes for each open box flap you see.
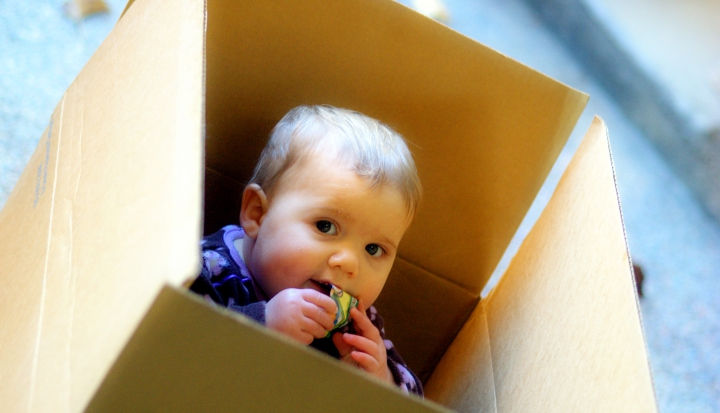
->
[484,118,656,411]
[425,117,656,412]
[86,285,453,413]
[202,0,589,295]
[0,0,204,410]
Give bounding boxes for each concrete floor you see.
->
[0,0,127,204]
[584,0,720,134]
[2,0,719,411]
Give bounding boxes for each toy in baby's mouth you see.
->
[326,285,359,337]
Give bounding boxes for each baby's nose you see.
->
[328,248,358,278]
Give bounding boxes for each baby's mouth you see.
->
[310,280,333,296]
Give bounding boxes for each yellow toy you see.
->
[326,285,359,337]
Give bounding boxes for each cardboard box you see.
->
[0,0,657,411]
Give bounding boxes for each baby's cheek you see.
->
[272,240,316,282]
[365,274,389,306]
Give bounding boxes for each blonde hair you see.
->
[249,105,422,216]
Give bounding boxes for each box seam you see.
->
[481,300,499,413]
[396,254,480,298]
[28,93,67,412]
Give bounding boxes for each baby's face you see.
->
[243,155,410,308]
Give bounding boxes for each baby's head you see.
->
[248,105,421,215]
[239,105,421,307]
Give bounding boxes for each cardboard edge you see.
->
[86,284,452,412]
[601,117,660,408]
[482,114,591,305]
[118,0,134,21]
[389,0,591,100]
[483,115,658,412]
[176,283,443,409]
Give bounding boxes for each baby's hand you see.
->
[266,289,337,345]
[332,303,393,384]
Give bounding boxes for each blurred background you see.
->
[1,0,718,411]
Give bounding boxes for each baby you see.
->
[189,105,423,396]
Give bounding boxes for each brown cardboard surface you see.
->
[424,302,497,413]
[202,0,589,294]
[198,0,586,389]
[0,0,204,410]
[0,0,658,411]
[0,121,61,412]
[86,286,452,412]
[203,167,245,234]
[194,0,588,392]
[484,117,657,412]
[373,257,480,383]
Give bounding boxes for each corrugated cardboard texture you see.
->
[0,0,204,410]
[86,286,451,413]
[484,117,657,412]
[202,0,589,294]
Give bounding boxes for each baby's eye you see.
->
[316,220,337,235]
[365,244,384,258]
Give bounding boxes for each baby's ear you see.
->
[239,184,269,239]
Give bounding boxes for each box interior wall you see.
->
[200,0,588,382]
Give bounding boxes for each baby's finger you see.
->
[342,333,380,359]
[288,325,316,345]
[349,307,381,342]
[308,304,336,331]
[332,331,354,357]
[302,289,338,314]
[300,298,335,331]
[350,350,380,373]
[301,315,331,339]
